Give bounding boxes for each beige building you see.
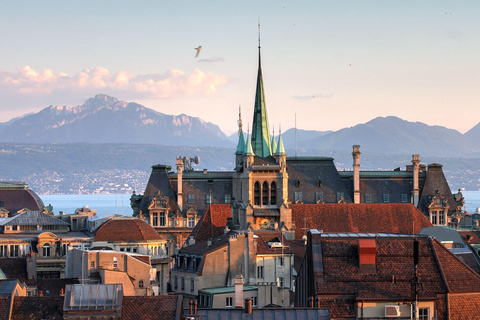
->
[66,249,156,296]
[90,218,170,294]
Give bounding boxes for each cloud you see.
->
[293,92,334,101]
[198,57,225,63]
[0,65,228,101]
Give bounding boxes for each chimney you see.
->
[235,274,244,308]
[412,155,420,207]
[309,296,315,308]
[358,239,376,273]
[352,145,361,204]
[244,298,253,314]
[176,157,184,211]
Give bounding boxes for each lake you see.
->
[40,194,133,217]
[40,191,480,217]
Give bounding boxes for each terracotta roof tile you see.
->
[121,295,182,320]
[10,297,64,320]
[316,296,355,318]
[189,204,230,243]
[449,293,480,320]
[292,203,432,239]
[432,240,480,293]
[94,218,163,242]
[0,297,9,320]
[0,258,28,284]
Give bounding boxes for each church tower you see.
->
[232,28,293,239]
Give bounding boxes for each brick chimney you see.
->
[352,145,361,204]
[359,239,376,273]
[235,274,244,308]
[412,155,420,207]
[176,157,184,211]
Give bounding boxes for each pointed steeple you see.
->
[275,127,286,156]
[251,23,272,158]
[245,132,255,156]
[236,106,245,155]
[271,127,277,155]
[236,130,246,155]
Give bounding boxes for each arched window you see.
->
[262,182,269,206]
[43,243,51,257]
[254,182,261,205]
[270,182,277,205]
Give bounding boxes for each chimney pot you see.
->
[244,298,253,314]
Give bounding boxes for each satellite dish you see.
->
[194,156,200,164]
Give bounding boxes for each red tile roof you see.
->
[0,258,29,284]
[292,203,432,239]
[189,204,231,242]
[10,297,64,320]
[305,234,480,318]
[0,297,9,320]
[121,295,182,320]
[94,218,163,242]
[449,293,480,320]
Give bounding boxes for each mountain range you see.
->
[2,94,480,157]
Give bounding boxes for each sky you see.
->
[0,1,479,135]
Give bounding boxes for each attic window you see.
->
[0,201,4,207]
[208,179,214,184]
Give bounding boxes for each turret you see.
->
[412,155,420,207]
[244,133,255,168]
[275,129,286,170]
[352,145,361,204]
[271,128,277,155]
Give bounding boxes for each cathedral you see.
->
[131,40,460,245]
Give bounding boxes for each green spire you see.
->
[236,130,246,155]
[251,34,272,158]
[275,129,286,156]
[271,128,277,155]
[245,133,255,156]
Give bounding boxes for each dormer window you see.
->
[43,243,51,257]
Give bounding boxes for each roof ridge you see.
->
[430,237,450,293]
[432,237,480,282]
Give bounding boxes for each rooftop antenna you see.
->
[238,105,243,137]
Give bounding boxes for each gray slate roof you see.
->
[0,211,69,226]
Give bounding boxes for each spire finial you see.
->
[258,17,261,49]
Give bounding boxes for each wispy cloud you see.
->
[198,57,225,63]
[0,65,228,100]
[293,92,334,101]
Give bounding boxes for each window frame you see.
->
[383,194,390,203]
[226,297,233,308]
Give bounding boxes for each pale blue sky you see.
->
[1,1,479,134]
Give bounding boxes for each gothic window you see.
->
[159,212,166,226]
[254,182,261,205]
[270,182,277,205]
[262,181,269,206]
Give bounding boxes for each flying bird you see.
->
[194,46,202,58]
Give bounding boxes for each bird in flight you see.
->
[194,46,202,58]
